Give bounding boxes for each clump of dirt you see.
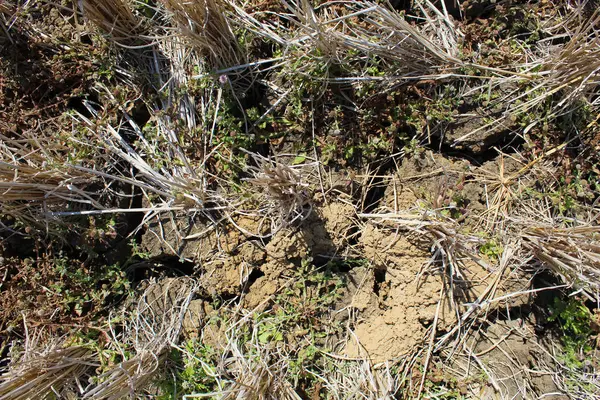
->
[344,221,531,361]
[199,242,269,301]
[380,150,530,226]
[241,202,356,308]
[380,150,473,211]
[140,213,266,261]
[241,260,291,310]
[167,201,358,325]
[341,266,377,312]
[154,155,533,365]
[264,201,356,261]
[182,299,210,338]
[468,319,565,399]
[344,224,451,361]
[317,152,534,362]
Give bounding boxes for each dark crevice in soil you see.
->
[441,0,462,19]
[461,0,499,20]
[373,268,386,296]
[128,188,144,236]
[246,268,265,287]
[389,0,412,13]
[494,302,534,323]
[364,178,387,212]
[345,225,361,248]
[363,159,396,212]
[67,94,101,118]
[0,233,36,259]
[309,255,330,269]
[328,260,353,273]
[118,103,152,145]
[426,132,525,165]
[255,141,270,158]
[192,288,241,306]
[239,81,270,112]
[214,292,241,305]
[486,271,564,333]
[130,100,151,127]
[126,255,196,283]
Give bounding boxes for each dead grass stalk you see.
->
[81,0,145,45]
[0,346,95,400]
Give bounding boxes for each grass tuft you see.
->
[0,345,94,400]
[161,0,241,70]
[81,0,146,45]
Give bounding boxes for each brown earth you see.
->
[469,320,567,399]
[147,153,534,367]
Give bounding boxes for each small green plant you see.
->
[548,297,594,369]
[278,258,346,326]
[423,381,467,399]
[257,318,285,344]
[157,342,218,399]
[181,341,218,393]
[129,238,152,260]
[479,239,503,261]
[51,258,131,317]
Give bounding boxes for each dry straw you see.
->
[84,277,199,399]
[81,0,146,45]
[0,346,95,399]
[243,151,313,233]
[161,0,241,70]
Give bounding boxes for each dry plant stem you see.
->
[522,225,600,300]
[243,151,313,233]
[434,245,517,353]
[84,278,199,399]
[161,0,241,70]
[81,0,145,45]
[417,284,445,399]
[0,346,95,400]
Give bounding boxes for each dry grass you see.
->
[242,152,314,233]
[81,0,146,45]
[0,2,14,43]
[311,358,399,399]
[84,277,199,399]
[0,131,103,233]
[522,224,600,300]
[452,8,600,145]
[161,0,241,70]
[200,346,301,400]
[233,0,463,81]
[524,10,600,119]
[469,146,565,230]
[67,89,208,210]
[0,344,94,399]
[67,90,316,239]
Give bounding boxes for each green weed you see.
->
[479,239,503,262]
[549,297,594,369]
[166,341,218,397]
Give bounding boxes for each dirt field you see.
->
[0,0,599,399]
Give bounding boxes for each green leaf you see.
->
[292,155,306,165]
